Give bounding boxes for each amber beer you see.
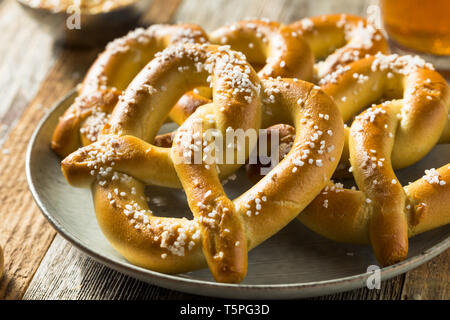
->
[380,0,450,56]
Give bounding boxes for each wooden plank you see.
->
[0,48,99,300]
[23,235,205,300]
[401,249,449,300]
[0,0,69,300]
[318,274,405,300]
[0,0,59,145]
[174,0,307,30]
[173,0,371,29]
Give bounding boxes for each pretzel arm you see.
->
[350,102,409,265]
[209,20,314,80]
[62,135,181,188]
[237,81,345,248]
[290,14,389,79]
[168,88,212,125]
[92,173,206,274]
[391,68,450,168]
[52,24,208,157]
[172,107,250,283]
[299,164,450,244]
[322,55,450,172]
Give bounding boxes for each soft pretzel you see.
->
[61,43,344,282]
[289,14,389,81]
[51,24,208,157]
[248,53,450,266]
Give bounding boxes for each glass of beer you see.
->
[380,0,450,70]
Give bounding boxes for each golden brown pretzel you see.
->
[248,53,450,266]
[289,14,389,81]
[168,19,315,124]
[60,43,344,282]
[51,24,208,157]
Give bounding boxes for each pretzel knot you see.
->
[168,15,389,125]
[249,53,450,267]
[166,19,315,125]
[61,43,344,283]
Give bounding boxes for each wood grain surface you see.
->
[0,0,447,300]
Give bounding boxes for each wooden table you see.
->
[0,0,448,300]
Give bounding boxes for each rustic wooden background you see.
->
[0,0,448,300]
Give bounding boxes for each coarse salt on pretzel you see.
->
[210,19,314,80]
[168,19,314,125]
[51,24,208,157]
[61,43,344,283]
[323,53,450,170]
[289,14,389,81]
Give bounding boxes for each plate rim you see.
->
[25,89,450,299]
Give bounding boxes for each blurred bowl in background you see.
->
[16,0,153,47]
